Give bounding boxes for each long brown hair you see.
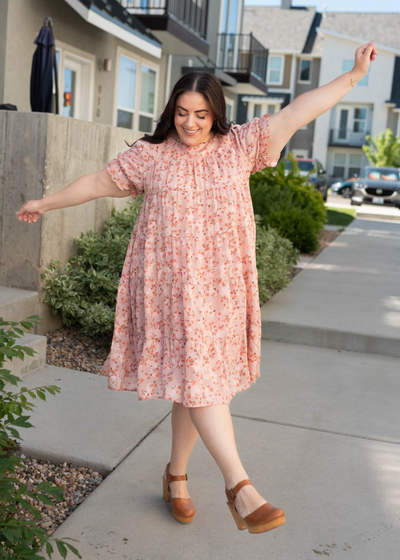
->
[139,71,231,144]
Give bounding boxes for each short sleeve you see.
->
[230,113,278,174]
[107,140,146,199]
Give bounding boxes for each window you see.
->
[267,56,284,85]
[342,59,370,87]
[333,153,346,178]
[253,104,262,118]
[116,54,158,132]
[267,104,276,115]
[353,107,367,133]
[348,154,362,177]
[221,0,239,33]
[298,59,311,82]
[332,152,362,179]
[117,55,137,129]
[139,65,156,132]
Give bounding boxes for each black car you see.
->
[285,158,329,201]
[351,167,400,208]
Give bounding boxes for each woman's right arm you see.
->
[16,168,131,223]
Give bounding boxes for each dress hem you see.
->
[104,374,260,408]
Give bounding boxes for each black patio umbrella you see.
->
[30,17,59,114]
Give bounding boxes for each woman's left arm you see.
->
[267,41,378,160]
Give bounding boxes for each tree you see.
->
[362,128,400,168]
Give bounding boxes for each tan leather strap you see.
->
[227,479,252,501]
[169,473,188,482]
[166,462,188,482]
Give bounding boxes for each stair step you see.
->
[4,333,47,379]
[0,286,39,324]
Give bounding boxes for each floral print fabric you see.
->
[101,114,277,407]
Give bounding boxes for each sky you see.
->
[243,0,400,12]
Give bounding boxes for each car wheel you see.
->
[341,187,351,198]
[323,191,328,202]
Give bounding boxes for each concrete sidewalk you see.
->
[37,341,400,560]
[262,219,400,357]
[10,216,399,559]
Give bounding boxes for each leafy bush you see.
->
[42,198,144,336]
[250,155,327,253]
[0,316,81,559]
[362,128,400,168]
[255,220,299,305]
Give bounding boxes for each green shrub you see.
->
[0,316,81,559]
[250,155,327,253]
[42,198,144,336]
[255,220,299,305]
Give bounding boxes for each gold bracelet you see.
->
[350,71,355,87]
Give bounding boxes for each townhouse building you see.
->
[243,2,400,181]
[0,0,270,134]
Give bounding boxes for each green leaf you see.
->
[46,540,54,557]
[56,540,68,559]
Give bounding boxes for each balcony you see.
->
[118,0,209,56]
[216,33,269,95]
[329,128,369,148]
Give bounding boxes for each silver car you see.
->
[351,167,400,208]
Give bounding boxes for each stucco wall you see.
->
[3,0,160,125]
[0,110,142,330]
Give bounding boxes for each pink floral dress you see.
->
[101,113,277,407]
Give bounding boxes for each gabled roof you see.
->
[242,6,318,54]
[318,12,400,52]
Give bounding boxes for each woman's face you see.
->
[174,91,214,147]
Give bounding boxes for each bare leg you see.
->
[163,401,199,499]
[188,403,267,518]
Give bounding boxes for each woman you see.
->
[17,41,377,534]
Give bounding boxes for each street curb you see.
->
[261,321,400,358]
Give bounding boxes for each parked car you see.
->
[284,158,329,201]
[351,166,400,208]
[330,176,358,198]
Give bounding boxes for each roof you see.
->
[318,12,400,52]
[242,6,317,54]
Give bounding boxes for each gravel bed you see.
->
[11,453,106,536]
[46,326,112,374]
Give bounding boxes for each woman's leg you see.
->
[188,403,267,518]
[163,401,199,499]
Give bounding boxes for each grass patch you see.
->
[325,207,356,227]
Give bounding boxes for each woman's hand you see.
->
[16,200,45,223]
[352,41,378,83]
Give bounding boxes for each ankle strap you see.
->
[166,462,188,482]
[226,479,252,501]
[169,473,188,482]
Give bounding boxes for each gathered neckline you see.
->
[167,132,217,151]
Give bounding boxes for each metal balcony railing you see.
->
[329,128,369,147]
[216,33,268,83]
[118,0,209,38]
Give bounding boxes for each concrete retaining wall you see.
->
[0,110,142,331]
